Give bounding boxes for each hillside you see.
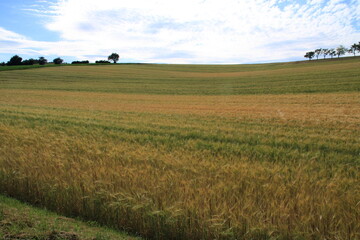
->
[0,57,359,239]
[0,57,359,95]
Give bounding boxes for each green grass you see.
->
[0,194,141,239]
[0,57,359,95]
[0,64,63,72]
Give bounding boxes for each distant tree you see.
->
[314,48,322,60]
[108,53,119,63]
[328,49,336,59]
[53,57,64,64]
[321,48,329,59]
[336,45,346,58]
[95,60,110,64]
[304,51,315,60]
[38,57,48,65]
[7,55,23,66]
[71,60,89,64]
[0,62,5,66]
[21,58,36,65]
[348,44,356,56]
[29,58,36,65]
[356,42,360,54]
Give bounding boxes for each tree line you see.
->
[0,55,55,66]
[304,42,360,60]
[0,53,120,66]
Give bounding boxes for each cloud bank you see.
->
[1,0,360,63]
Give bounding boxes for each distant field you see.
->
[1,57,359,95]
[0,58,359,239]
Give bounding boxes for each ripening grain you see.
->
[0,58,359,239]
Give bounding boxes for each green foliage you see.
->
[39,57,48,65]
[96,60,111,64]
[7,55,22,66]
[321,48,328,59]
[306,41,360,59]
[336,45,347,58]
[327,48,336,58]
[72,60,89,64]
[348,42,360,56]
[53,57,64,65]
[108,53,119,63]
[314,48,322,59]
[304,51,314,60]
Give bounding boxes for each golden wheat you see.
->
[0,61,359,239]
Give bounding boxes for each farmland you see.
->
[0,57,359,239]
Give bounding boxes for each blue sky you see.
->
[0,0,359,64]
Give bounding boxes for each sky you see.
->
[0,0,359,64]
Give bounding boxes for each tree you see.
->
[108,53,119,63]
[321,48,329,59]
[314,48,322,60]
[71,60,89,64]
[328,49,336,59]
[22,58,36,65]
[304,51,315,60]
[336,45,346,58]
[7,55,22,66]
[96,60,110,64]
[347,43,358,56]
[1,62,5,66]
[53,57,63,64]
[39,57,48,65]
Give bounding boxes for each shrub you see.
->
[53,57,64,65]
[39,57,48,65]
[72,60,89,64]
[7,55,22,66]
[95,60,110,64]
[21,58,36,65]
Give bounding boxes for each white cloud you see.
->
[0,27,27,41]
[0,27,33,55]
[2,0,360,63]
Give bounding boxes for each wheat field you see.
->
[0,58,359,239]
